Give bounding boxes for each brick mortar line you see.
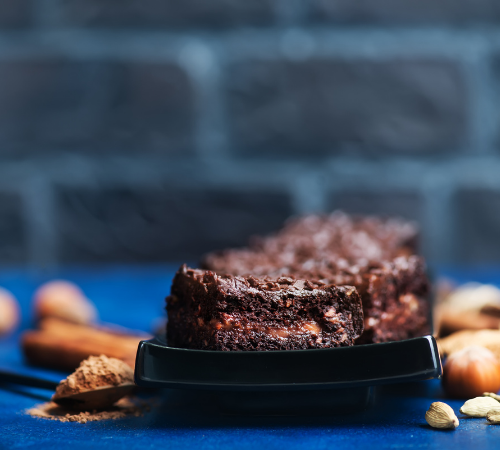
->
[323,158,500,190]
[421,182,455,263]
[20,177,59,267]
[176,42,229,159]
[1,156,500,190]
[0,27,496,61]
[289,171,327,214]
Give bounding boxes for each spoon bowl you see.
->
[52,383,135,411]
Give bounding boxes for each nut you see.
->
[484,392,500,401]
[33,280,97,325]
[425,402,459,429]
[486,408,500,424]
[438,329,500,362]
[460,396,500,417]
[441,283,500,313]
[0,287,20,336]
[442,345,500,398]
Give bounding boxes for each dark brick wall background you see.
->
[1,1,500,266]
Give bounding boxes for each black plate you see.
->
[134,335,441,391]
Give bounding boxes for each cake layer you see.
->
[166,265,364,351]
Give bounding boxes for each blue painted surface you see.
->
[1,265,500,450]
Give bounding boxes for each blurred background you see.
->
[0,0,499,268]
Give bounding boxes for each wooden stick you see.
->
[21,318,152,371]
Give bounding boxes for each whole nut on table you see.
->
[0,287,20,336]
[442,346,500,399]
[33,280,98,325]
[425,402,459,429]
[459,397,500,417]
[484,392,500,401]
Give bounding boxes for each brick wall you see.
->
[1,1,500,266]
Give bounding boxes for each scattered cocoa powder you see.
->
[26,355,147,423]
[27,397,149,423]
[53,354,134,400]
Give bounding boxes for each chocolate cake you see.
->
[166,265,364,351]
[202,212,430,344]
[203,212,419,275]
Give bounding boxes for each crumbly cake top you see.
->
[203,211,419,276]
[252,211,418,261]
[177,264,357,298]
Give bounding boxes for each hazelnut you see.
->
[33,280,98,325]
[0,287,20,336]
[442,345,500,399]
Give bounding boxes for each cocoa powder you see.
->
[26,355,145,423]
[53,354,134,400]
[27,397,148,423]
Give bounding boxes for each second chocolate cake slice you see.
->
[202,212,430,344]
[166,265,364,351]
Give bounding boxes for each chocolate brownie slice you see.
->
[271,255,430,344]
[166,265,364,351]
[202,212,430,344]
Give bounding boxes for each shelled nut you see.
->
[460,397,500,417]
[425,402,459,429]
[484,392,500,401]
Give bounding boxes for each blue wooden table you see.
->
[1,265,499,450]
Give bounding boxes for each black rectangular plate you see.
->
[134,335,442,391]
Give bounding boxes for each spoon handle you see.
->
[0,369,59,390]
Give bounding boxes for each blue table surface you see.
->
[1,264,500,450]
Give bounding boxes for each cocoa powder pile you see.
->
[26,355,147,423]
[53,355,133,399]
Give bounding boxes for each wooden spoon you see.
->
[0,369,134,410]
